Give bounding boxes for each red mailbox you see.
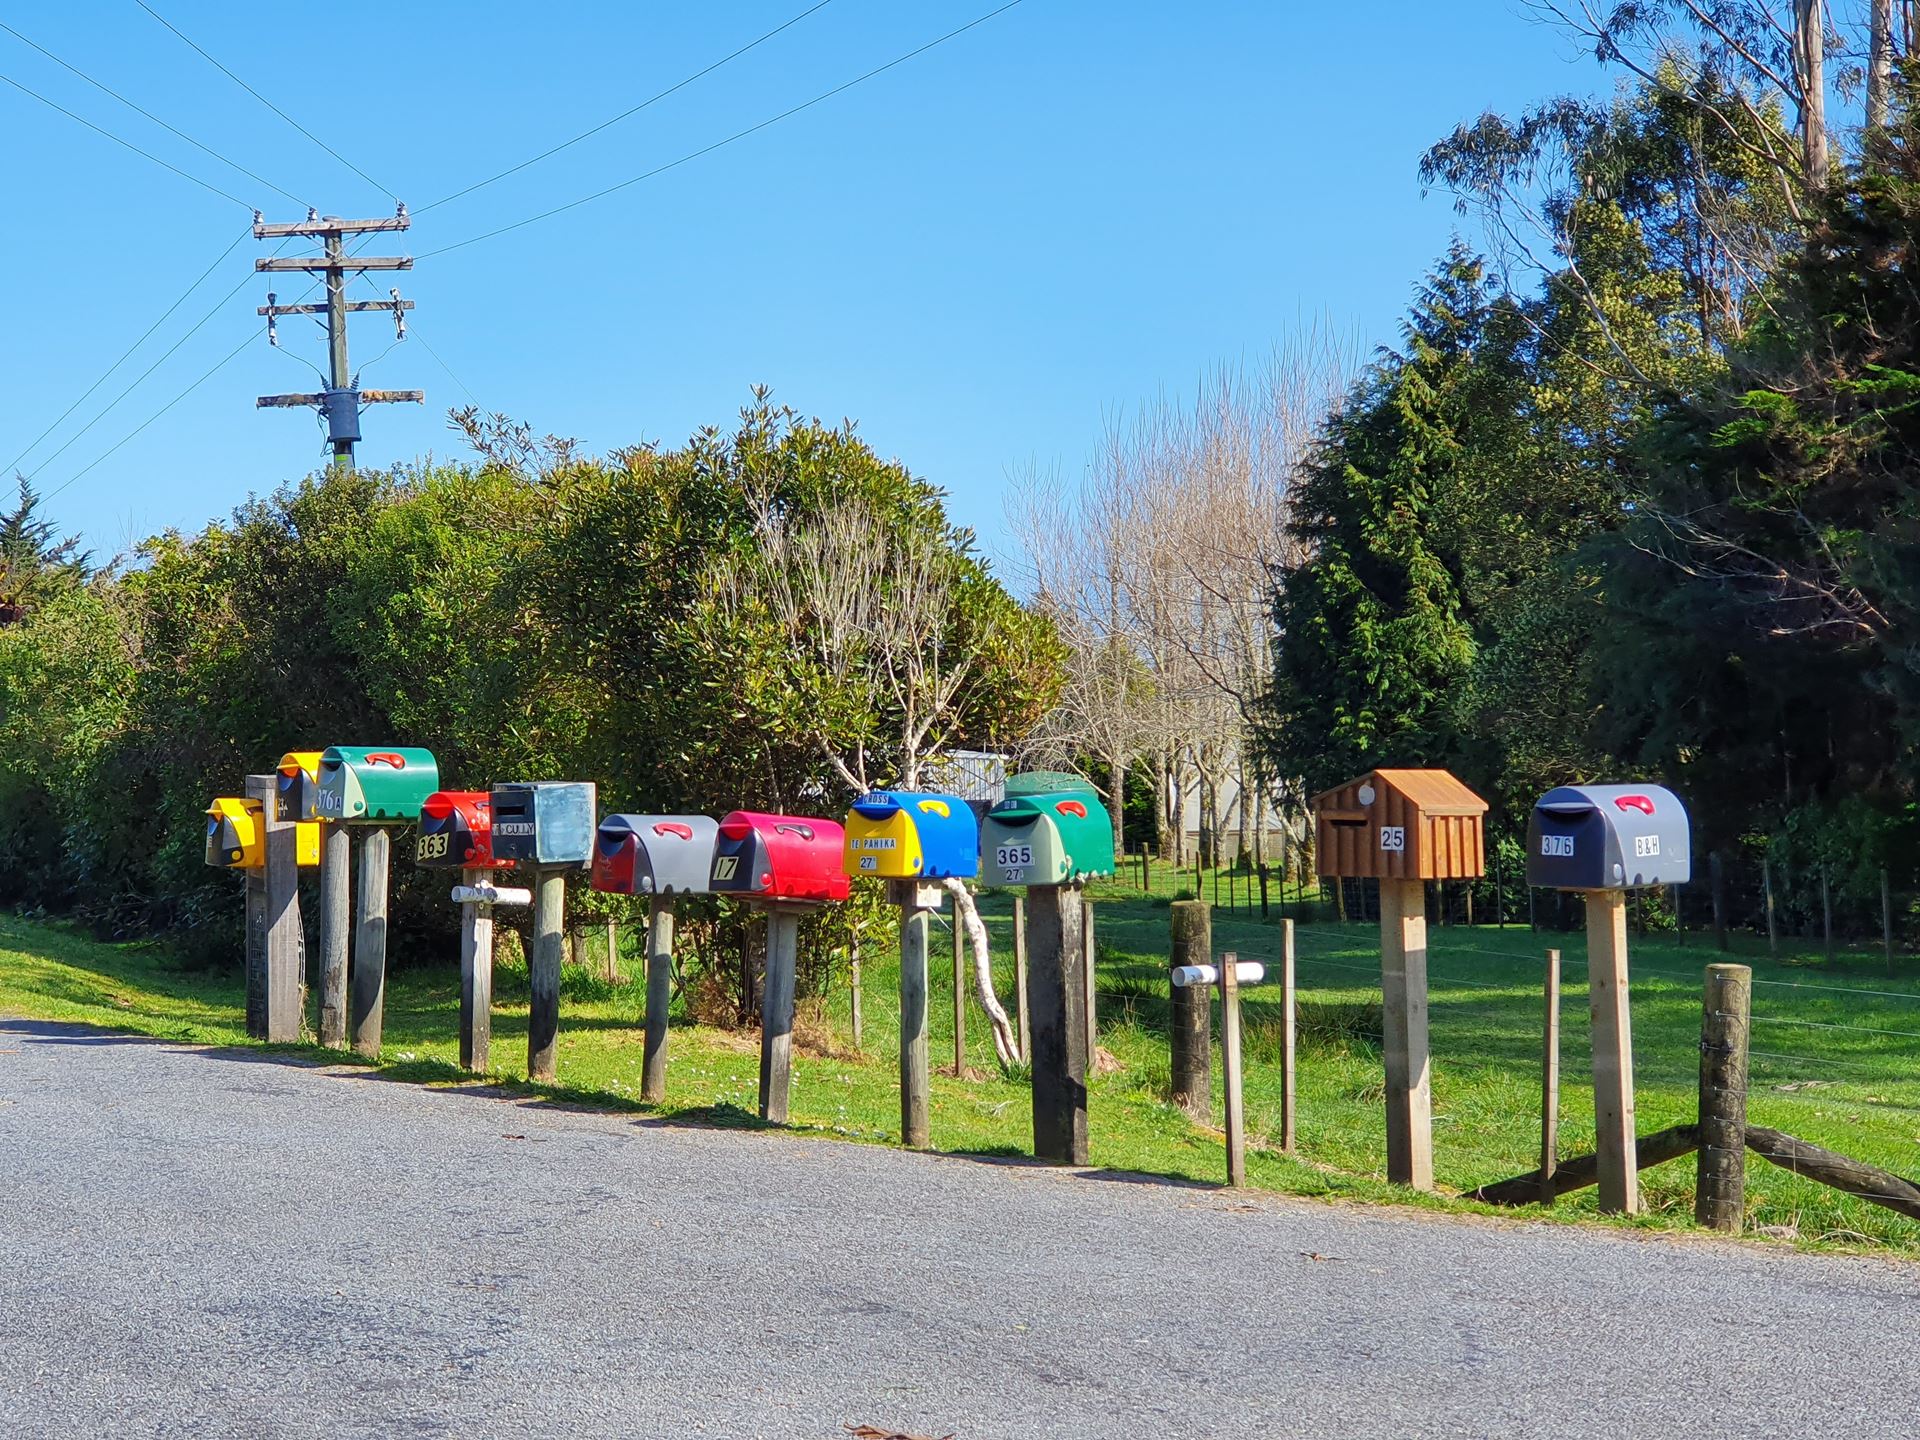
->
[711,810,850,905]
[415,790,513,870]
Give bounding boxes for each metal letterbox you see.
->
[592,814,718,896]
[317,746,440,823]
[710,811,850,904]
[276,750,325,823]
[205,797,320,869]
[842,790,980,881]
[415,790,512,870]
[489,781,598,868]
[1526,783,1691,890]
[980,777,1114,887]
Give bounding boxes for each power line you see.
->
[418,0,838,215]
[355,271,476,406]
[421,0,1026,260]
[3,226,252,477]
[0,69,250,209]
[0,18,307,208]
[132,0,398,200]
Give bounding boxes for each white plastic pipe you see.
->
[1170,961,1266,989]
[452,884,533,907]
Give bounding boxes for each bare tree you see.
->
[1868,0,1894,129]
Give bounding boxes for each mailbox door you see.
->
[316,750,364,821]
[760,816,850,902]
[843,802,923,879]
[418,792,496,870]
[981,807,1068,887]
[204,799,262,869]
[1038,792,1114,880]
[711,816,773,895]
[907,794,979,880]
[635,816,718,895]
[1527,794,1611,890]
[591,817,644,893]
[277,751,324,823]
[533,782,596,866]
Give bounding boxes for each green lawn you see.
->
[5,877,1920,1253]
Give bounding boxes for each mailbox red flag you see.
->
[1614,794,1655,815]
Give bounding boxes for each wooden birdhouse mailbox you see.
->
[1311,768,1488,882]
[1310,767,1489,1196]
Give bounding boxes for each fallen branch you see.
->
[1470,1124,1700,1206]
[1744,1126,1920,1222]
[944,878,1019,1068]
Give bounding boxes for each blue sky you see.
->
[2,1,1603,565]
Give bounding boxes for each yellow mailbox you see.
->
[204,797,320,870]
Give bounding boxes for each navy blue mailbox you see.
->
[841,790,979,881]
[1526,783,1691,890]
[489,782,597,868]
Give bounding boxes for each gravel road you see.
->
[2,1016,1915,1438]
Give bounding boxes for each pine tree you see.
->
[0,478,89,626]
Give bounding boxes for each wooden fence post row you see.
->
[1695,963,1751,1233]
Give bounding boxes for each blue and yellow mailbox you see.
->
[842,790,979,881]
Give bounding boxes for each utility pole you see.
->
[255,205,421,468]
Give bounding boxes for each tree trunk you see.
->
[1153,746,1172,861]
[1107,743,1127,859]
[1235,757,1253,869]
[1870,0,1895,130]
[1796,0,1829,190]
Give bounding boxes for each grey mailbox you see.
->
[1526,783,1691,890]
[590,814,717,896]
[489,782,598,868]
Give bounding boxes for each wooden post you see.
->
[1258,862,1270,918]
[951,911,967,1074]
[243,862,267,1040]
[899,902,931,1147]
[1335,876,1348,922]
[1764,857,1779,957]
[1279,918,1296,1153]
[1883,869,1895,973]
[1527,883,1537,933]
[1695,962,1751,1233]
[1674,883,1685,946]
[849,936,864,1051]
[1082,895,1098,1069]
[1495,846,1505,929]
[457,866,493,1072]
[1540,948,1561,1206]
[244,773,301,1043]
[1710,852,1728,952]
[1025,883,1089,1165]
[1220,948,1246,1188]
[758,906,799,1123]
[1168,899,1211,1118]
[1142,847,1152,892]
[605,918,619,981]
[1378,877,1434,1191]
[1585,890,1638,1214]
[317,819,350,1048]
[642,898,673,1102]
[1822,866,1835,962]
[350,827,390,1059]
[1012,894,1030,1063]
[527,869,565,1083]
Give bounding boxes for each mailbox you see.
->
[317,746,440,823]
[1311,768,1488,881]
[710,811,850,904]
[489,781,597,868]
[276,750,325,823]
[842,790,980,881]
[205,797,319,870]
[980,778,1114,887]
[591,814,718,896]
[415,790,513,871]
[1526,783,1691,890]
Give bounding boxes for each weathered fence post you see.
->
[849,935,864,1051]
[1540,947,1561,1206]
[318,818,350,1047]
[1380,877,1434,1191]
[1822,867,1835,963]
[951,912,967,1074]
[1220,949,1246,1188]
[1695,962,1751,1233]
[1586,890,1638,1214]
[1026,882,1089,1165]
[1169,899,1211,1118]
[351,828,390,1058]
[243,845,267,1039]
[1142,847,1152,892]
[244,772,301,1043]
[1279,917,1297,1153]
[457,867,493,1071]
[758,906,800,1123]
[606,918,618,981]
[1012,894,1030,1063]
[1710,852,1728,952]
[1884,869,1896,974]
[1764,857,1779,957]
[1495,846,1505,929]
[642,897,673,1101]
[897,886,935,1147]
[528,869,566,1083]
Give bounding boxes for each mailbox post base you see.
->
[898,904,933,1148]
[528,870,565,1083]
[1025,883,1090,1166]
[1379,877,1434,1191]
[350,828,391,1059]
[759,907,801,1123]
[1586,889,1639,1213]
[458,866,493,1072]
[317,820,351,1048]
[643,899,674,1103]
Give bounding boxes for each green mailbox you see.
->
[981,777,1114,887]
[316,746,440,823]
